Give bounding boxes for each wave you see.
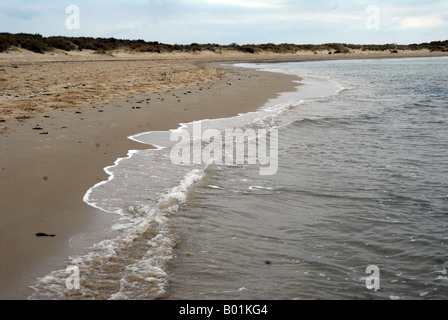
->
[29,168,204,300]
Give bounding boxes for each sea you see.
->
[28,57,448,300]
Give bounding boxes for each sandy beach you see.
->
[1,48,447,299]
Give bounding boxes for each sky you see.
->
[1,0,447,45]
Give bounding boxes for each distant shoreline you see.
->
[1,32,447,54]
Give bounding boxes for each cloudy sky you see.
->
[1,0,447,45]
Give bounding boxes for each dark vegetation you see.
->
[1,33,447,54]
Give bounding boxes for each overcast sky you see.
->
[1,0,447,45]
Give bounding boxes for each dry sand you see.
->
[2,47,447,122]
[0,48,447,299]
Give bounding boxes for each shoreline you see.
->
[0,60,300,299]
[1,50,447,299]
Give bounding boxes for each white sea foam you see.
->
[83,149,140,215]
[29,168,205,300]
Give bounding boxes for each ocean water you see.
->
[29,57,448,300]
